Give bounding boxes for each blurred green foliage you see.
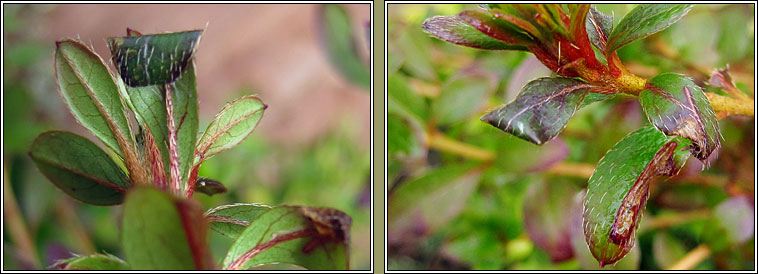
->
[3,4,370,270]
[387,4,754,270]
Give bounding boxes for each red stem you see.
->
[165,84,182,195]
[225,229,315,270]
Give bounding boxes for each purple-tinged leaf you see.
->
[422,16,528,51]
[606,4,693,53]
[639,73,721,162]
[456,9,535,46]
[585,6,613,52]
[523,179,578,262]
[583,126,690,267]
[481,77,593,145]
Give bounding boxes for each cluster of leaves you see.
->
[28,28,351,270]
[388,3,753,270]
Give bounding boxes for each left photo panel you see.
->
[2,2,372,271]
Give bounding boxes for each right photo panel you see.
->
[386,3,755,271]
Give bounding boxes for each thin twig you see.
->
[425,130,495,161]
[3,165,39,268]
[665,244,711,270]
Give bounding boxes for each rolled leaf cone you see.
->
[107,30,203,87]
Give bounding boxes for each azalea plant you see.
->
[387,3,752,270]
[30,28,351,270]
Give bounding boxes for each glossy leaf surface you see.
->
[607,4,693,52]
[639,73,721,161]
[422,15,528,51]
[108,30,202,87]
[583,126,689,266]
[122,187,213,270]
[223,206,351,270]
[29,131,130,205]
[205,203,272,239]
[481,77,592,145]
[54,39,132,157]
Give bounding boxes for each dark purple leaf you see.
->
[481,77,593,145]
[456,9,534,46]
[422,16,528,51]
[639,73,721,162]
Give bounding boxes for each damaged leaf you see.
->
[481,77,593,145]
[639,73,721,161]
[108,30,203,87]
[606,4,693,53]
[206,203,272,239]
[421,15,528,51]
[583,126,689,267]
[223,206,351,270]
[29,131,130,205]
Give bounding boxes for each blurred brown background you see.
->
[39,3,370,146]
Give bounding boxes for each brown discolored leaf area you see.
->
[194,177,227,196]
[639,73,721,162]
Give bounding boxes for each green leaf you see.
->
[205,203,272,239]
[432,72,493,125]
[388,164,483,237]
[195,95,266,163]
[129,63,199,182]
[29,131,130,205]
[585,6,613,52]
[387,74,427,125]
[639,73,721,161]
[481,77,593,145]
[317,4,370,90]
[583,126,689,266]
[580,93,616,108]
[54,39,133,157]
[50,254,130,270]
[107,30,203,87]
[122,187,213,270]
[606,4,693,52]
[421,15,528,51]
[223,206,351,270]
[456,9,535,46]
